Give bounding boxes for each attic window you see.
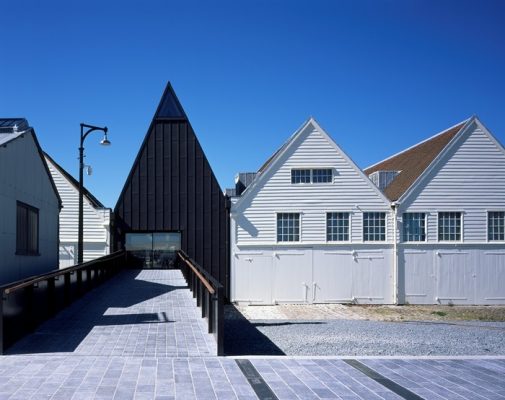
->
[291,168,333,184]
[369,170,400,191]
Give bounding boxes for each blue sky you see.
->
[2,0,504,207]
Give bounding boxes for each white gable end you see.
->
[233,120,391,244]
[402,119,505,242]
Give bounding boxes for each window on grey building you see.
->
[403,213,426,242]
[291,169,311,184]
[438,212,461,241]
[277,213,300,242]
[488,211,505,241]
[363,212,386,241]
[327,212,349,241]
[16,201,39,255]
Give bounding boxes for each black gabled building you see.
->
[114,83,228,294]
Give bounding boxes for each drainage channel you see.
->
[235,359,278,400]
[343,359,424,400]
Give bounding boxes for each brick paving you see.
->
[1,269,504,399]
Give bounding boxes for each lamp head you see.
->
[100,129,111,146]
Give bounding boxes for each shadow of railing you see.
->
[0,251,126,354]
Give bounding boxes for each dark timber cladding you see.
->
[114,83,228,294]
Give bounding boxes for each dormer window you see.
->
[291,168,333,184]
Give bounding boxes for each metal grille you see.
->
[488,211,505,241]
[277,213,300,242]
[438,212,461,241]
[312,169,333,183]
[363,212,386,242]
[291,169,311,184]
[327,212,349,241]
[403,213,426,242]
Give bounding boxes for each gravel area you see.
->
[243,319,505,356]
[225,305,505,356]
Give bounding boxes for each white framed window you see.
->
[277,213,300,242]
[291,168,333,184]
[312,169,333,183]
[403,213,426,242]
[363,212,386,242]
[327,212,350,241]
[438,212,462,241]
[291,169,311,184]
[488,211,505,241]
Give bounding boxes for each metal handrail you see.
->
[176,250,223,291]
[1,251,126,294]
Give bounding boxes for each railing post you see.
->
[47,277,56,317]
[216,286,224,356]
[0,290,4,355]
[208,293,214,334]
[64,272,71,305]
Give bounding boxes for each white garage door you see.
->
[436,251,474,305]
[312,251,353,303]
[476,251,505,304]
[403,250,435,304]
[233,253,273,304]
[352,252,391,303]
[273,249,312,303]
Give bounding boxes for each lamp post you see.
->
[78,123,110,264]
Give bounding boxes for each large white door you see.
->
[352,251,390,303]
[312,251,353,303]
[402,250,435,304]
[234,253,273,304]
[436,251,474,304]
[475,251,505,305]
[273,249,312,303]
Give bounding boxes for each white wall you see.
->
[399,120,505,304]
[45,157,111,267]
[231,121,393,304]
[0,133,60,284]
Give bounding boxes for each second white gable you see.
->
[232,120,391,245]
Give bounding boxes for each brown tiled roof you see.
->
[364,121,467,201]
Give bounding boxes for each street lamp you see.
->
[78,123,110,264]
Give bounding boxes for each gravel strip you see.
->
[226,318,505,356]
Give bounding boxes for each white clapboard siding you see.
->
[0,132,60,284]
[45,157,111,267]
[402,121,505,242]
[234,121,391,245]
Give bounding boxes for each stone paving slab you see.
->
[2,269,505,399]
[361,358,505,400]
[8,269,216,357]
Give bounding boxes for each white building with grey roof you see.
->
[0,119,61,284]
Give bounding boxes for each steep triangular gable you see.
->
[114,82,227,290]
[398,116,505,205]
[234,118,391,211]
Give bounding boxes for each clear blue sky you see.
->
[2,0,504,208]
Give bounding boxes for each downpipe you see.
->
[391,201,399,305]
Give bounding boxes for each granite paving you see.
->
[1,269,504,399]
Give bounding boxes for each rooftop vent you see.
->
[234,172,257,196]
[369,170,400,191]
[0,118,29,134]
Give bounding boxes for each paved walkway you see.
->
[0,270,504,399]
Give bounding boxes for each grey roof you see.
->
[0,118,30,146]
[225,188,237,197]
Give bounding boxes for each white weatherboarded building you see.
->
[44,154,111,268]
[0,119,61,284]
[230,118,394,304]
[366,116,505,305]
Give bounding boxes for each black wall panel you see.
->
[114,83,229,295]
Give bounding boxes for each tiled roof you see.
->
[364,120,468,201]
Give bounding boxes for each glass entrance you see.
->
[125,232,181,268]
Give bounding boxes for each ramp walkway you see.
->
[1,268,504,399]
